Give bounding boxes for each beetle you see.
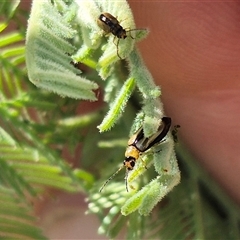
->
[99,117,172,192]
[97,12,127,39]
[97,12,144,59]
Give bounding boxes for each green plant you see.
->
[1,0,240,239]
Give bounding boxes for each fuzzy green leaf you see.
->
[98,77,136,132]
[26,0,98,100]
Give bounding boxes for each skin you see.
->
[129,2,240,205]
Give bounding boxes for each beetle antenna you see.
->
[99,165,125,192]
[126,28,147,39]
[124,170,129,192]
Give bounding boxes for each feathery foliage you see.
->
[0,1,96,238]
[1,0,240,239]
